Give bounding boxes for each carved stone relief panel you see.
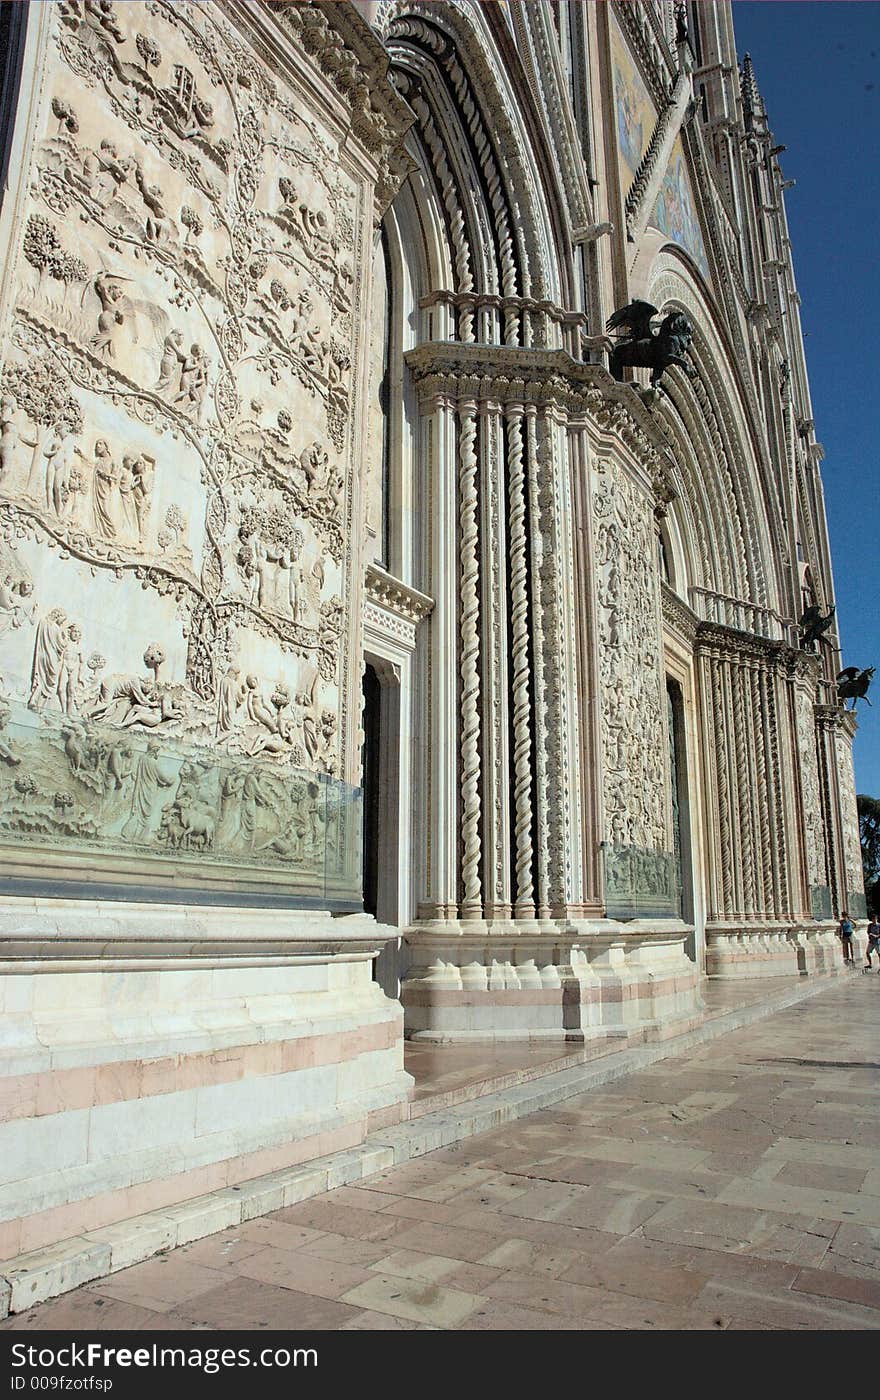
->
[793,685,827,891]
[834,726,865,915]
[0,0,376,892]
[592,456,674,914]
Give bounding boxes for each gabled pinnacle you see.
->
[740,51,765,131]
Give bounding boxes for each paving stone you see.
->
[338,1273,481,1327]
[9,979,880,1331]
[84,1257,227,1314]
[173,1276,359,1330]
[234,1246,373,1300]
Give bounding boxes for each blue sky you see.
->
[732,1,880,795]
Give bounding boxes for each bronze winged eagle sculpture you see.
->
[605,300,695,388]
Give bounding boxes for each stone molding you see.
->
[405,342,677,501]
[267,0,415,213]
[0,899,394,964]
[364,562,433,623]
[661,582,698,645]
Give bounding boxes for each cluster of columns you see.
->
[695,624,857,976]
[411,362,590,927]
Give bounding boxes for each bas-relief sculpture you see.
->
[0,0,368,892]
[592,456,675,917]
[835,725,866,916]
[794,683,827,902]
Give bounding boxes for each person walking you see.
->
[838,910,856,967]
[865,913,880,971]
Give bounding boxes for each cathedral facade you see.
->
[0,0,862,1274]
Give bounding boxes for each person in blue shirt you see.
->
[837,911,856,967]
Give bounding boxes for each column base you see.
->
[400,918,701,1043]
[705,922,844,979]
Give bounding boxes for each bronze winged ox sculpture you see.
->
[837,666,875,710]
[605,300,696,388]
[799,603,835,651]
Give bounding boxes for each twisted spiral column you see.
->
[458,402,482,918]
[732,664,755,918]
[505,404,534,917]
[757,668,782,918]
[750,663,772,918]
[409,91,475,341]
[711,655,735,918]
[765,671,791,916]
[525,405,550,917]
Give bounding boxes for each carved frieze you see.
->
[592,458,669,857]
[0,0,393,890]
[793,684,827,889]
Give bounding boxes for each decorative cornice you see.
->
[404,342,678,500]
[661,583,699,644]
[267,0,415,212]
[694,619,820,679]
[365,562,434,623]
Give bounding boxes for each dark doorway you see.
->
[362,663,381,918]
[667,678,696,958]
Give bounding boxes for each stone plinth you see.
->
[0,897,412,1262]
[400,920,701,1043]
[705,923,844,979]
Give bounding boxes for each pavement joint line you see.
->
[0,971,848,1316]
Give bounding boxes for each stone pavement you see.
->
[5,975,880,1331]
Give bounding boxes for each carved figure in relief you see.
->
[298,686,319,764]
[89,647,182,731]
[91,274,126,360]
[0,395,18,478]
[160,759,216,851]
[2,360,84,503]
[241,675,276,734]
[46,432,79,516]
[155,331,186,394]
[216,664,245,740]
[118,457,140,544]
[131,455,155,543]
[88,439,120,539]
[29,608,69,712]
[60,623,85,717]
[238,767,273,851]
[133,162,177,246]
[173,345,208,419]
[0,699,20,767]
[107,742,133,791]
[121,741,173,840]
[0,576,35,638]
[245,683,296,758]
[83,0,125,46]
[239,529,271,610]
[218,766,244,841]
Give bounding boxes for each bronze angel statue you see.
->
[605,300,695,388]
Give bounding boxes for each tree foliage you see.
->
[857,793,880,913]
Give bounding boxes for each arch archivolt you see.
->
[648,256,783,618]
[380,0,568,326]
